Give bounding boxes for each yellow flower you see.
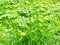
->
[21,32,26,36]
[39,30,43,32]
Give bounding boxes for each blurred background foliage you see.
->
[0,0,60,45]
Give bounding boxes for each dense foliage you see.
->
[0,0,60,45]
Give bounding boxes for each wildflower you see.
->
[21,32,26,36]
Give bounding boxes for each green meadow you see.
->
[0,0,60,45]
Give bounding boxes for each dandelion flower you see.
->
[21,32,26,36]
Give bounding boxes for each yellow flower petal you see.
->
[21,32,26,36]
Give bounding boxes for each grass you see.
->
[0,0,60,45]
